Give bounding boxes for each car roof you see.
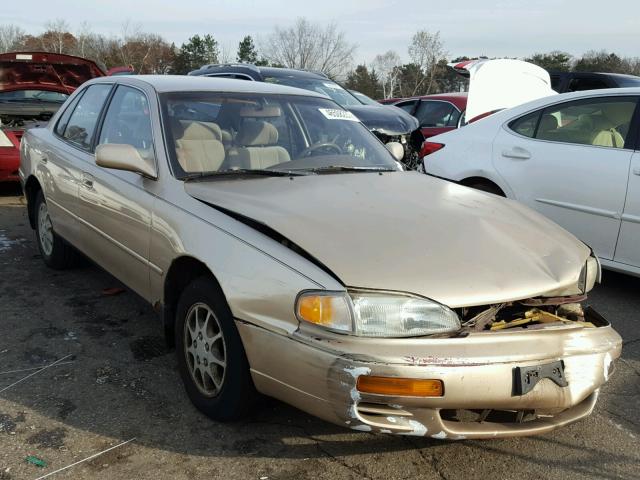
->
[87,74,330,98]
[190,64,329,80]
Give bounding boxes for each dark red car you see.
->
[0,52,104,182]
[390,93,468,139]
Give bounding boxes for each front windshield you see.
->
[262,76,362,107]
[160,92,399,179]
[0,90,69,103]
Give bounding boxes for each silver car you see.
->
[19,75,621,439]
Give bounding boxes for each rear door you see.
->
[45,83,112,245]
[76,84,158,300]
[492,95,638,260]
[414,100,461,139]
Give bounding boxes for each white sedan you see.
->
[422,88,640,277]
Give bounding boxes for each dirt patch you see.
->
[26,427,67,449]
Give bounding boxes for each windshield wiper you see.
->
[299,165,397,174]
[184,168,309,180]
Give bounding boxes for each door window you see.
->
[508,111,541,138]
[394,100,417,114]
[535,98,637,148]
[98,85,155,162]
[61,84,112,150]
[415,101,460,127]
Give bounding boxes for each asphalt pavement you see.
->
[0,184,638,480]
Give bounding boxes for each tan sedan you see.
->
[19,75,621,439]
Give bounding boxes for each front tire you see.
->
[175,276,256,421]
[34,191,77,269]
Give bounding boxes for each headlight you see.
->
[579,254,601,293]
[295,290,461,337]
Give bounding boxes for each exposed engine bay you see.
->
[460,295,604,332]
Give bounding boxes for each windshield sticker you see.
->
[319,108,359,122]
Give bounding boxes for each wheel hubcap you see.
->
[184,303,226,397]
[37,202,54,256]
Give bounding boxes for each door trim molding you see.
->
[535,197,621,220]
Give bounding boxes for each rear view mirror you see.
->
[95,144,156,179]
[385,141,404,162]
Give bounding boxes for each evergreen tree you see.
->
[345,65,383,99]
[237,35,258,63]
[173,34,219,74]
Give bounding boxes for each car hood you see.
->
[449,59,557,122]
[0,52,105,94]
[346,104,419,136]
[185,172,590,308]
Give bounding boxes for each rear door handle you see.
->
[501,147,531,160]
[633,167,640,176]
[81,172,94,189]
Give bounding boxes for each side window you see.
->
[55,91,85,137]
[395,100,417,114]
[62,84,112,150]
[534,98,637,148]
[415,101,457,127]
[509,111,541,138]
[98,86,155,161]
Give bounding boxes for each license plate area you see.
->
[512,360,568,396]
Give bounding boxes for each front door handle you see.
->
[501,147,531,160]
[633,167,640,176]
[81,172,94,189]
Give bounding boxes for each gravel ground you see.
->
[0,184,638,480]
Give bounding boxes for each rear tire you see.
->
[175,276,257,421]
[34,191,77,269]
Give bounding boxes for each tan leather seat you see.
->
[175,121,225,172]
[227,121,290,169]
[591,128,625,148]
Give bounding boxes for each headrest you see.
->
[237,121,279,146]
[239,105,282,118]
[539,114,558,132]
[178,120,223,141]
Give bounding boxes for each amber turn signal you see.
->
[356,376,444,397]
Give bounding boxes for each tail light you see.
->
[419,141,444,158]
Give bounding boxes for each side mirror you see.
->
[385,141,404,162]
[95,144,156,179]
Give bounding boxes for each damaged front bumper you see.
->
[237,308,622,440]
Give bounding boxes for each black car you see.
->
[549,71,640,93]
[188,64,422,168]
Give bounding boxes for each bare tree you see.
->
[262,18,356,79]
[408,30,446,95]
[373,50,402,98]
[0,24,25,53]
[41,19,75,53]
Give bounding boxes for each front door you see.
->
[76,85,158,300]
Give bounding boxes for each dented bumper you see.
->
[237,310,622,440]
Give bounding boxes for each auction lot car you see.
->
[0,51,105,182]
[20,75,621,439]
[422,88,640,277]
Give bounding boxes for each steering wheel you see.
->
[299,142,343,158]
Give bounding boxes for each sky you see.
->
[4,0,640,64]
